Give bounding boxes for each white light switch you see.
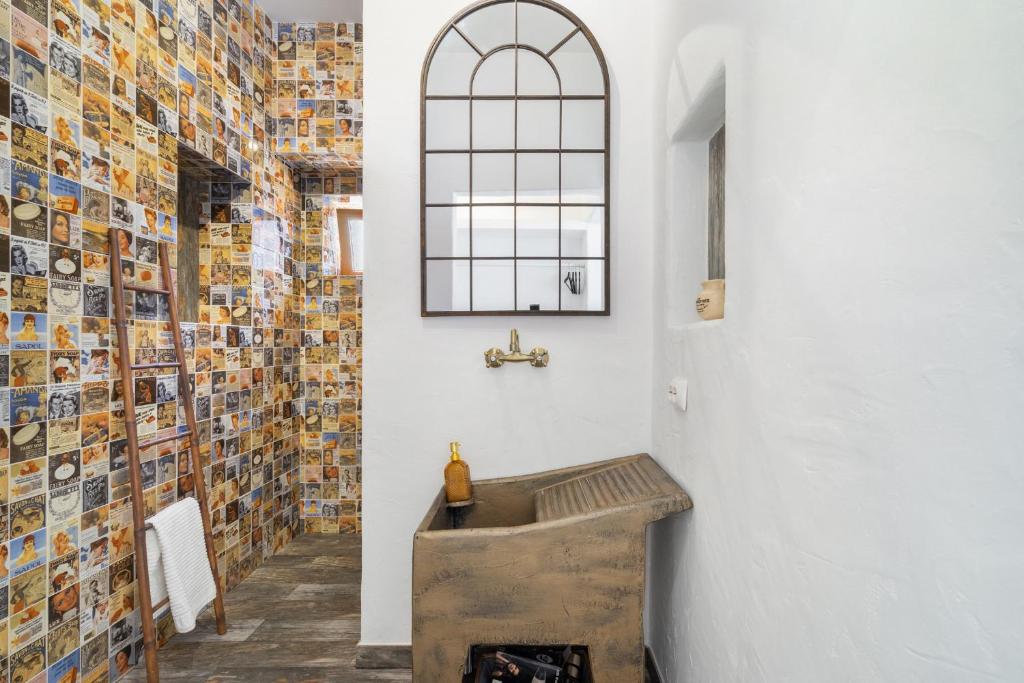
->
[667,377,688,411]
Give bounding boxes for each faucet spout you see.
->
[483,329,549,368]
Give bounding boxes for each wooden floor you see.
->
[125,535,412,683]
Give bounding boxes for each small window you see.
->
[337,209,364,275]
[707,125,725,281]
[322,199,365,276]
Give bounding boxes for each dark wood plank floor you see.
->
[125,535,412,682]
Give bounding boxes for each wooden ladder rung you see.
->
[125,283,170,295]
[138,431,191,450]
[131,361,181,370]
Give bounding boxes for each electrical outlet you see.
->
[667,378,688,411]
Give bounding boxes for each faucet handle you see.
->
[484,347,504,368]
[529,347,549,367]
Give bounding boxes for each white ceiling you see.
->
[259,0,362,23]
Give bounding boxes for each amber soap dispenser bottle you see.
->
[444,441,473,503]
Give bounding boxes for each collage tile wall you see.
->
[0,0,328,678]
[273,21,363,173]
[299,173,361,534]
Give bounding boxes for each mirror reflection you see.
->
[423,0,609,314]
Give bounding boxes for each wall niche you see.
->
[668,67,727,326]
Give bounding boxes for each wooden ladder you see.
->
[108,227,227,682]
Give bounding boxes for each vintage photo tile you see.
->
[49,175,82,218]
[0,8,357,680]
[11,198,47,241]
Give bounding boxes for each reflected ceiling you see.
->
[258,0,362,22]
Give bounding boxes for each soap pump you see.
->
[444,441,473,503]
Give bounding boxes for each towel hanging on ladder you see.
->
[146,497,218,633]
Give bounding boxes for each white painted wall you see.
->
[361,0,655,646]
[648,1,1024,681]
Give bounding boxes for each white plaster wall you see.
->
[648,1,1024,681]
[361,0,655,646]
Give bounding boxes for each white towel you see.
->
[145,497,217,633]
[145,528,168,607]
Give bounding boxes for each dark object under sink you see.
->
[463,644,591,683]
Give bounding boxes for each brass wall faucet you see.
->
[484,329,549,368]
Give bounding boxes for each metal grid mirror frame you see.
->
[420,0,611,316]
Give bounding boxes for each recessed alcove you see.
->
[175,145,250,324]
[667,67,726,328]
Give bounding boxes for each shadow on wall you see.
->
[648,509,693,663]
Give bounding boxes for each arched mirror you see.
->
[421,0,610,315]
